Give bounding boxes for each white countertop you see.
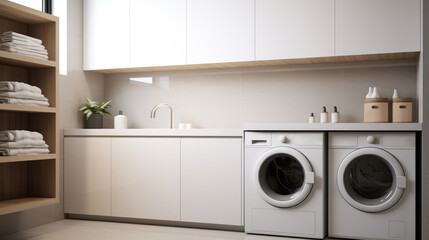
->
[64,128,243,137]
[243,123,422,131]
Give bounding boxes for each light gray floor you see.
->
[0,219,323,240]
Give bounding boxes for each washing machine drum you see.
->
[337,148,407,213]
[255,147,315,208]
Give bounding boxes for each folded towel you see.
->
[0,42,47,53]
[0,139,47,149]
[0,36,46,48]
[0,147,49,156]
[0,91,48,101]
[1,31,43,45]
[0,130,43,142]
[0,81,42,94]
[0,47,48,60]
[0,97,49,106]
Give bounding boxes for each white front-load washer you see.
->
[329,132,416,240]
[245,132,326,239]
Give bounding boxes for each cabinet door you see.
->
[64,137,111,216]
[187,0,254,64]
[181,138,242,226]
[256,0,334,60]
[83,0,129,70]
[130,0,186,67]
[335,0,420,55]
[111,137,180,221]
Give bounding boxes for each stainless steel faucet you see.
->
[150,103,174,129]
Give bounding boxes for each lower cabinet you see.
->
[64,136,242,226]
[111,137,181,221]
[64,137,112,216]
[181,138,242,225]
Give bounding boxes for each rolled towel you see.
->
[1,31,43,45]
[0,148,49,156]
[0,91,48,101]
[0,139,48,149]
[0,81,42,94]
[0,97,49,106]
[0,130,43,142]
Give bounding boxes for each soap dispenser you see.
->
[309,113,315,123]
[331,106,339,123]
[320,107,328,123]
[114,110,128,129]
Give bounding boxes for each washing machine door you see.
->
[255,147,315,208]
[337,148,406,213]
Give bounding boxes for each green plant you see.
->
[79,98,112,119]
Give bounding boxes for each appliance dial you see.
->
[279,135,288,143]
[366,136,376,144]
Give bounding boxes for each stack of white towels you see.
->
[0,31,48,60]
[0,130,50,156]
[0,81,49,106]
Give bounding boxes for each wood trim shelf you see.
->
[0,51,56,68]
[0,104,56,113]
[0,1,58,24]
[0,154,57,164]
[87,51,420,74]
[0,197,58,215]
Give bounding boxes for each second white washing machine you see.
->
[245,132,326,239]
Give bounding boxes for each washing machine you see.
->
[329,132,416,240]
[245,132,326,239]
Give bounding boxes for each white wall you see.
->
[0,0,104,236]
[104,61,417,129]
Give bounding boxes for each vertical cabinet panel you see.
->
[111,137,180,221]
[130,0,186,67]
[335,0,420,55]
[181,138,242,225]
[83,0,129,70]
[64,137,112,216]
[187,0,254,64]
[256,0,334,60]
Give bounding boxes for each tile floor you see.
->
[0,219,317,240]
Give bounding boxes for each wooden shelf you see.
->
[0,104,56,113]
[0,1,58,24]
[0,197,58,215]
[0,51,56,68]
[0,154,56,164]
[87,51,420,74]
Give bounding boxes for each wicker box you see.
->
[364,98,389,123]
[392,98,413,123]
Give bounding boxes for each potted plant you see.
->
[79,98,112,128]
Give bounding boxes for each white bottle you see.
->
[320,106,328,123]
[371,87,380,98]
[331,106,339,123]
[392,89,399,99]
[366,87,373,98]
[114,110,128,129]
[309,113,315,123]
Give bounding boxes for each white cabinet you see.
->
[181,138,242,226]
[255,0,334,60]
[130,0,186,67]
[64,137,112,216]
[111,137,181,221]
[335,0,420,55]
[187,0,254,64]
[83,0,129,70]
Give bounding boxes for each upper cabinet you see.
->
[335,0,420,55]
[187,0,254,64]
[255,0,334,60]
[83,0,130,70]
[130,0,186,68]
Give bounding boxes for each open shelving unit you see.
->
[0,1,59,215]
